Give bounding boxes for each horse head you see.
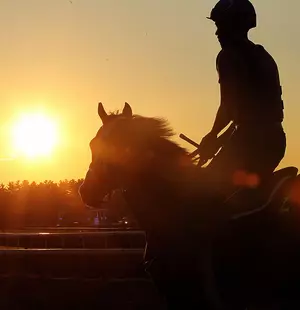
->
[79,102,191,209]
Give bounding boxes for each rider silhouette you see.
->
[200,0,286,195]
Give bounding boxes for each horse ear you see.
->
[122,102,133,118]
[98,102,108,124]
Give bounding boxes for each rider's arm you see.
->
[199,49,241,155]
[209,104,231,137]
[210,48,245,136]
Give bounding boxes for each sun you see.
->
[12,113,58,159]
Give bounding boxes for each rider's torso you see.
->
[217,41,284,124]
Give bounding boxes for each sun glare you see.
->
[12,113,58,159]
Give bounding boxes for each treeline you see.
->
[0,180,130,229]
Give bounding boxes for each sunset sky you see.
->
[0,0,299,183]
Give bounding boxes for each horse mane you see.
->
[107,111,189,159]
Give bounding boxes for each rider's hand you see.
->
[199,132,219,162]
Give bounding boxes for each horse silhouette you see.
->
[80,102,300,309]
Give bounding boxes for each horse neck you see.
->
[129,139,192,194]
[122,141,196,230]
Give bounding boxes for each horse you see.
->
[79,102,300,309]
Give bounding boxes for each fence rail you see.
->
[0,230,146,250]
[0,230,165,309]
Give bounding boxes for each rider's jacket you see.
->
[217,41,284,125]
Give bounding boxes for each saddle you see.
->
[227,167,299,220]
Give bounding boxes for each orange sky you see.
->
[0,0,299,183]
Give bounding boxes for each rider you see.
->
[194,2,287,307]
[199,0,286,198]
